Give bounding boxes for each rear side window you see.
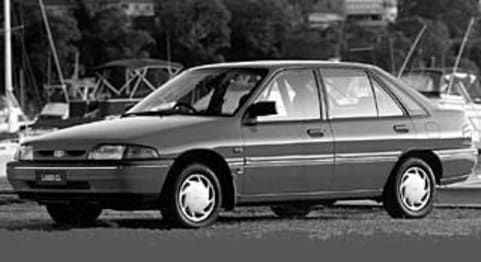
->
[320,68,377,119]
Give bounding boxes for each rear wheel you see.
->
[383,158,436,219]
[46,203,102,226]
[271,204,312,218]
[161,163,222,228]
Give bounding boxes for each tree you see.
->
[392,17,452,69]
[282,25,339,60]
[224,0,293,61]
[3,1,81,113]
[75,5,155,68]
[20,1,81,80]
[398,0,479,38]
[47,11,82,79]
[153,0,231,66]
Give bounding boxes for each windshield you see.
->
[128,68,268,116]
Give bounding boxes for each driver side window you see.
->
[255,70,321,122]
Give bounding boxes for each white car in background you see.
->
[402,69,481,175]
[0,104,31,177]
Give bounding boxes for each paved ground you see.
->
[3,177,481,261]
[1,198,481,261]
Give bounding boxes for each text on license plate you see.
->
[36,171,67,185]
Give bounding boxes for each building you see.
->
[307,0,345,30]
[345,0,398,27]
[86,0,155,16]
[44,0,155,17]
[306,0,398,29]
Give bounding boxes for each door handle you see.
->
[393,124,409,133]
[307,129,325,138]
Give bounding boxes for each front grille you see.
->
[34,150,88,161]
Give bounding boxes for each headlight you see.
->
[124,145,160,160]
[15,145,34,161]
[88,145,126,160]
[88,145,160,160]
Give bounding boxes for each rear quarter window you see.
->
[374,69,429,117]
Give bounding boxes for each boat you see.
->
[1,0,183,176]
[28,58,183,136]
[1,0,27,176]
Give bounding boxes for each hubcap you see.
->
[178,174,216,223]
[399,167,431,212]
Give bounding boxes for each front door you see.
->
[241,69,334,198]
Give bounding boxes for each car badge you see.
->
[54,150,66,158]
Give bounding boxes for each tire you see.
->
[383,158,436,219]
[46,203,102,226]
[271,204,312,218]
[161,163,222,228]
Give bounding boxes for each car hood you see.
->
[25,115,217,147]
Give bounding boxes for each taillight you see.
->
[462,116,476,146]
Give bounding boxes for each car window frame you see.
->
[318,66,410,121]
[371,69,431,118]
[241,67,325,125]
[367,71,409,118]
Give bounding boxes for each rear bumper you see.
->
[434,148,478,185]
[439,174,471,186]
[6,160,173,207]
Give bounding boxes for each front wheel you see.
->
[46,203,102,226]
[161,163,222,228]
[383,158,436,219]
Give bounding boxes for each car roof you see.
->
[192,60,375,71]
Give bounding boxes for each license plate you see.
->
[36,171,67,186]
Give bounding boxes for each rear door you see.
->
[319,67,416,192]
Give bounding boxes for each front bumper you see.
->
[6,160,173,208]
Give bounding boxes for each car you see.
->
[7,61,477,228]
[401,69,481,161]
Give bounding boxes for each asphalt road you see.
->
[1,197,481,262]
[3,178,481,261]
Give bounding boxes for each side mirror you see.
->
[244,101,277,125]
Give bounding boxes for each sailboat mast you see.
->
[447,17,476,94]
[4,0,18,133]
[397,24,427,78]
[38,0,65,86]
[4,0,12,95]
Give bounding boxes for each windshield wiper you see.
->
[122,109,200,118]
[122,110,176,118]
